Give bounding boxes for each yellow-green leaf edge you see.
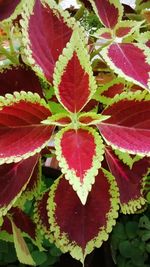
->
[47,169,119,262]
[54,126,104,205]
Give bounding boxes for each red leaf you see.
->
[0,65,44,97]
[101,83,124,98]
[101,43,150,90]
[48,172,119,261]
[0,94,53,163]
[89,0,122,29]
[0,0,20,21]
[23,0,73,83]
[115,27,132,37]
[55,127,104,204]
[57,52,90,113]
[105,147,150,213]
[0,154,39,216]
[98,99,150,155]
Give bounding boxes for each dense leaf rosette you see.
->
[47,171,119,262]
[0,92,53,164]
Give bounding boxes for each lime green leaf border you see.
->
[47,169,119,262]
[55,126,104,205]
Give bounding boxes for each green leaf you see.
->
[31,250,47,265]
[125,222,138,239]
[119,240,132,258]
[11,220,35,266]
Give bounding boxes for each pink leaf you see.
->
[101,43,150,90]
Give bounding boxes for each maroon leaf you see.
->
[0,93,53,163]
[101,43,150,90]
[0,154,39,216]
[0,65,44,97]
[0,0,21,21]
[22,0,73,83]
[105,147,150,213]
[48,172,119,261]
[98,98,150,155]
[89,0,123,29]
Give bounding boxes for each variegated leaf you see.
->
[114,20,144,38]
[105,147,150,214]
[42,113,72,126]
[55,126,104,204]
[97,94,150,156]
[101,43,150,91]
[21,0,75,83]
[0,154,39,216]
[0,92,53,164]
[47,171,119,262]
[94,78,125,105]
[89,0,123,29]
[53,30,96,114]
[78,112,110,125]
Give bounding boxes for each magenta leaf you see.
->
[105,147,150,213]
[89,0,123,29]
[21,0,74,83]
[101,43,150,90]
[97,95,150,155]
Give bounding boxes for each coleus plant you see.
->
[0,0,150,265]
